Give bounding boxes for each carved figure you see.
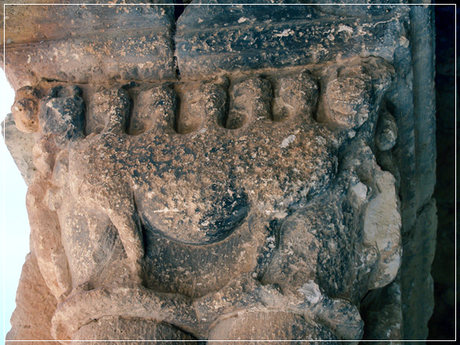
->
[23,85,85,302]
[5,1,437,343]
[67,88,145,284]
[42,56,400,343]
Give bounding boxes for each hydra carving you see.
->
[4,1,437,343]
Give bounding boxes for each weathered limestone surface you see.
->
[2,0,438,343]
[1,0,175,88]
[6,253,56,343]
[2,113,36,185]
[175,0,407,78]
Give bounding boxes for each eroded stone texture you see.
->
[1,113,36,185]
[175,0,408,79]
[1,0,175,89]
[3,1,437,343]
[360,278,403,341]
[6,253,56,342]
[73,317,199,344]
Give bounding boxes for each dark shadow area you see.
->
[174,0,186,21]
[427,4,456,340]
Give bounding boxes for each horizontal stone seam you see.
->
[5,27,172,49]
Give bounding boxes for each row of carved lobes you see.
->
[91,71,320,136]
[12,68,372,139]
[99,70,371,137]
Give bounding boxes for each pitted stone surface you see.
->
[3,1,437,343]
[175,1,409,79]
[1,1,175,88]
[37,56,399,341]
